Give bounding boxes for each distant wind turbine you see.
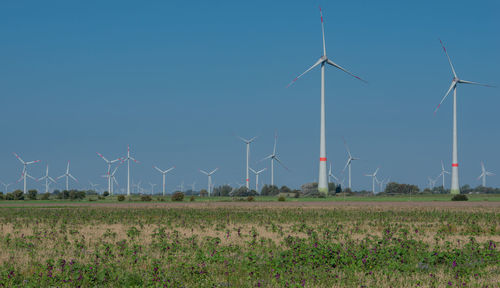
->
[249,167,266,193]
[478,161,494,187]
[428,176,438,190]
[365,168,379,194]
[13,153,40,194]
[342,138,359,190]
[438,161,450,189]
[287,7,366,194]
[149,183,157,195]
[200,168,218,196]
[57,161,78,191]
[154,166,175,196]
[435,39,494,194]
[89,182,99,192]
[97,152,121,195]
[123,145,139,196]
[261,132,288,187]
[1,181,12,194]
[238,136,257,189]
[38,165,56,193]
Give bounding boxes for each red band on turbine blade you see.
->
[320,157,327,162]
[452,163,458,167]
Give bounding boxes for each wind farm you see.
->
[0,2,499,287]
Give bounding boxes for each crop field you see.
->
[0,201,498,287]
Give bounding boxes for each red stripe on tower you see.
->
[452,163,458,167]
[246,179,249,182]
[320,157,327,162]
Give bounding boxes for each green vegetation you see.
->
[0,204,498,287]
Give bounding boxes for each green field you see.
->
[0,200,498,287]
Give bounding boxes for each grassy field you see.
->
[0,200,498,287]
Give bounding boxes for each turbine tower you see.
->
[342,138,359,190]
[249,167,266,193]
[261,133,288,187]
[438,161,450,189]
[287,7,366,194]
[97,152,121,195]
[38,165,56,193]
[57,161,78,191]
[238,136,257,189]
[154,166,175,196]
[123,145,139,196]
[365,168,379,194]
[200,168,218,196]
[478,161,494,187]
[13,153,40,194]
[435,39,493,194]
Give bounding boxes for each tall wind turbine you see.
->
[123,145,139,196]
[364,168,379,194]
[200,168,218,196]
[13,153,40,194]
[435,39,493,194]
[238,136,257,189]
[287,7,366,194]
[154,166,175,196]
[97,152,121,195]
[249,167,266,193]
[342,138,359,190]
[261,133,288,187]
[438,161,450,189]
[478,161,494,187]
[38,165,56,193]
[57,161,78,191]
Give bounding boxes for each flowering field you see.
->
[0,203,498,287]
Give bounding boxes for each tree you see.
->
[28,189,38,200]
[103,191,110,197]
[212,185,232,197]
[280,185,292,194]
[261,185,279,196]
[199,189,208,197]
[335,184,342,194]
[13,190,24,200]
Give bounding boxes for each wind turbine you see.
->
[478,161,494,187]
[149,183,157,195]
[123,145,139,196]
[190,182,196,192]
[89,182,99,192]
[154,166,175,196]
[435,39,494,194]
[97,152,121,195]
[261,133,288,187]
[57,161,78,191]
[364,168,379,194]
[287,7,366,194]
[342,138,359,190]
[109,165,120,195]
[200,168,218,196]
[1,181,12,193]
[238,136,257,189]
[133,181,143,194]
[428,176,438,190]
[328,163,344,187]
[249,167,266,193]
[438,161,450,189]
[38,165,56,193]
[13,153,40,194]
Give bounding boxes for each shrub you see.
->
[103,191,110,197]
[5,193,14,200]
[157,197,166,202]
[98,195,105,200]
[452,194,468,201]
[294,191,300,198]
[13,190,24,200]
[171,192,184,202]
[117,195,126,201]
[278,196,286,202]
[28,190,38,200]
[0,193,4,200]
[190,196,195,202]
[247,196,255,202]
[141,195,152,202]
[41,193,50,200]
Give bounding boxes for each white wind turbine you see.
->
[328,163,344,187]
[438,161,450,189]
[38,165,56,193]
[249,167,266,193]
[13,153,40,194]
[154,166,175,196]
[342,138,359,190]
[478,161,494,187]
[287,7,366,194]
[261,133,288,187]
[109,165,120,195]
[238,136,257,189]
[89,182,99,192]
[57,161,78,191]
[200,168,218,196]
[435,39,494,195]
[149,183,157,195]
[97,152,121,195]
[123,145,139,196]
[365,168,379,194]
[428,176,438,190]
[1,181,12,194]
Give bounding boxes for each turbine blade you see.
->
[458,79,495,87]
[200,170,209,175]
[319,6,326,56]
[435,80,457,113]
[260,154,273,162]
[274,157,290,171]
[326,59,367,83]
[26,160,41,165]
[97,152,109,163]
[210,168,219,174]
[154,166,164,173]
[13,153,25,164]
[166,166,175,173]
[249,167,257,174]
[286,58,324,87]
[69,174,78,182]
[439,39,457,78]
[342,160,350,172]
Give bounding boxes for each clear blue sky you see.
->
[0,0,499,193]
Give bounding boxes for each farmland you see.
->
[0,201,498,287]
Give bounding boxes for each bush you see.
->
[117,195,126,201]
[41,193,50,200]
[190,196,195,202]
[98,195,105,200]
[171,192,184,202]
[294,191,300,198]
[141,195,152,201]
[157,197,166,202]
[103,191,110,197]
[451,194,468,201]
[5,193,14,200]
[13,190,24,200]
[247,196,255,202]
[0,193,4,200]
[28,190,38,200]
[278,196,286,202]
